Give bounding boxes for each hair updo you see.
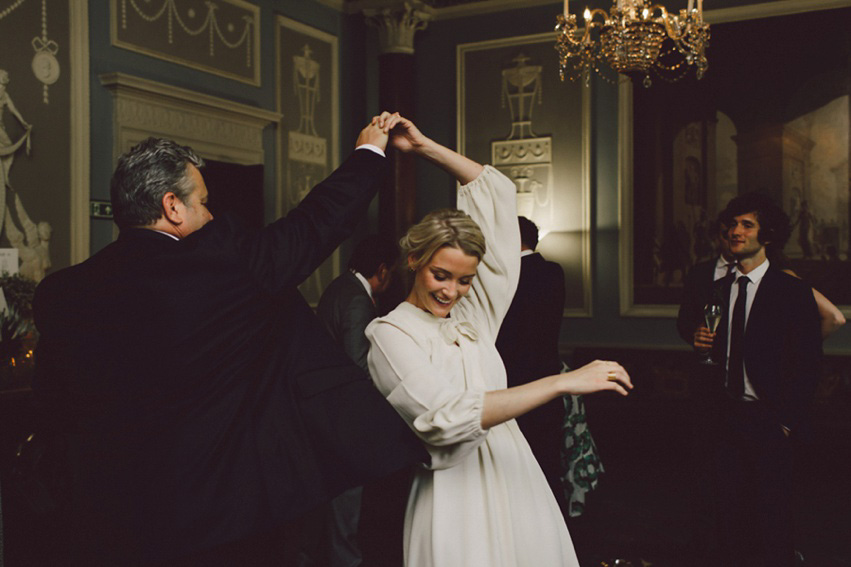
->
[400,208,486,271]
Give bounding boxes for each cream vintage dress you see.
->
[366,166,579,567]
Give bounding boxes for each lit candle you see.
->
[584,7,591,20]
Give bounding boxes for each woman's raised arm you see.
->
[388,116,483,184]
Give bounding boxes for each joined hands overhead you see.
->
[356,111,405,151]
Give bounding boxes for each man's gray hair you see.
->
[110,137,204,230]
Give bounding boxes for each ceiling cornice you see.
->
[314,0,558,20]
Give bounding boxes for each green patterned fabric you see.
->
[561,393,604,517]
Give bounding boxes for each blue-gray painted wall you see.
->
[84,0,850,354]
[408,1,850,354]
[87,1,370,251]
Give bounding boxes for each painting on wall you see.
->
[275,15,339,306]
[111,0,260,85]
[620,1,851,316]
[458,32,591,316]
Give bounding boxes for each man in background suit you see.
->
[317,235,397,372]
[298,235,397,567]
[495,216,567,516]
[32,112,427,565]
[699,193,821,566]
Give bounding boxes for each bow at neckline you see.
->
[438,318,478,344]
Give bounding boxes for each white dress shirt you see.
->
[713,256,736,281]
[351,269,373,302]
[726,258,770,401]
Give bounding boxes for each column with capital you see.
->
[362,1,433,245]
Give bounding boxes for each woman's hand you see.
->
[388,115,429,154]
[559,360,632,397]
[356,111,404,151]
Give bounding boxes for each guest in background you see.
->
[298,235,398,567]
[495,216,567,516]
[700,193,821,566]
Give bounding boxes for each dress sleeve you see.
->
[367,320,487,470]
[453,166,520,340]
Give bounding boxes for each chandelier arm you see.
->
[654,5,692,42]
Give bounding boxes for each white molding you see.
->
[339,0,851,19]
[431,0,555,20]
[314,0,347,11]
[345,0,555,19]
[617,0,851,318]
[706,0,851,23]
[274,15,340,218]
[100,73,280,166]
[458,31,592,317]
[70,0,91,264]
[274,15,341,305]
[109,0,262,86]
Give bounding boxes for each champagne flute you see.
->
[699,303,722,365]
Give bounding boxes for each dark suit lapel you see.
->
[345,270,377,314]
[743,266,778,342]
[712,271,734,367]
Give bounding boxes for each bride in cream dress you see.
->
[366,115,632,567]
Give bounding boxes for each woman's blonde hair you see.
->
[401,208,486,271]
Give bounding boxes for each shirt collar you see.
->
[150,229,180,241]
[715,255,733,272]
[351,269,373,300]
[520,249,534,258]
[734,257,769,285]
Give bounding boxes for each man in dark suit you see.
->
[297,235,397,567]
[495,216,567,516]
[699,193,821,566]
[32,113,427,565]
[317,235,397,373]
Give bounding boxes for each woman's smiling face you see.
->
[407,246,479,318]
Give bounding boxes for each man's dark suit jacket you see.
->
[678,260,821,430]
[316,271,375,373]
[495,252,566,509]
[728,266,821,432]
[32,150,427,564]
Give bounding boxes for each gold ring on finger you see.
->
[607,371,617,381]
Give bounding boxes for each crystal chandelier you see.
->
[555,0,710,87]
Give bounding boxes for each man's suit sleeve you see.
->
[236,150,387,293]
[339,292,374,373]
[677,264,703,345]
[780,279,822,432]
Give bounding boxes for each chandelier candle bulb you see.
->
[564,0,569,16]
[555,0,710,86]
